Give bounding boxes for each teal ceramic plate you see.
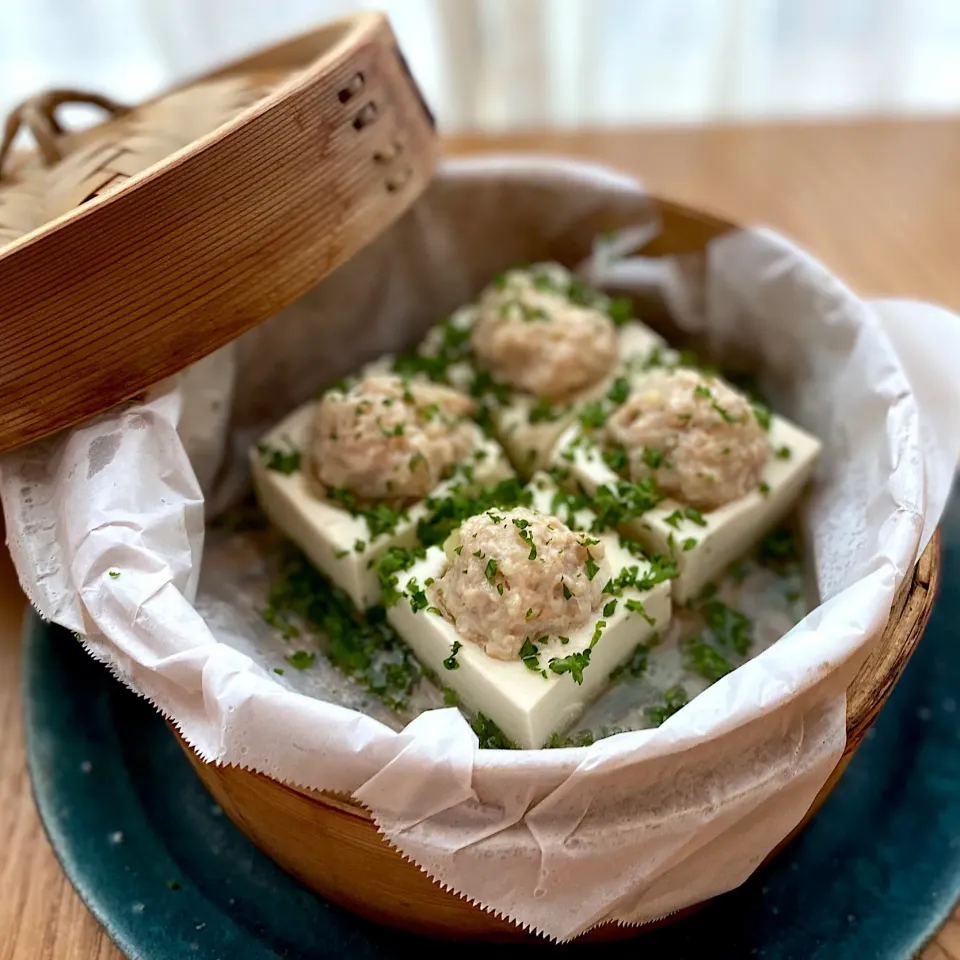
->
[23,487,960,959]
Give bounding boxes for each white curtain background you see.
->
[3,0,960,134]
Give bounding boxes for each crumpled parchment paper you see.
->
[3,155,959,941]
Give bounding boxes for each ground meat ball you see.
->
[433,507,607,660]
[470,268,617,401]
[311,375,479,502]
[602,368,769,510]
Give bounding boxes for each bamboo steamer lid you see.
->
[0,11,437,454]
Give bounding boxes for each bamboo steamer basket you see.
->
[2,15,941,946]
[0,11,437,454]
[176,197,942,942]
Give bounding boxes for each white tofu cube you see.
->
[551,414,821,604]
[385,474,673,749]
[250,401,512,610]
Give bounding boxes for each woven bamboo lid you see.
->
[0,12,437,454]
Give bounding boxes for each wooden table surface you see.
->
[3,118,960,959]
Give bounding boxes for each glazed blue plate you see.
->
[23,489,960,960]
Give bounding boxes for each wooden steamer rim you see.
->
[0,11,437,454]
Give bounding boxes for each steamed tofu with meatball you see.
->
[551,364,821,603]
[380,263,667,478]
[385,473,673,749]
[251,374,512,610]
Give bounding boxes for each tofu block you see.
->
[250,401,512,610]
[386,474,673,749]
[551,415,822,604]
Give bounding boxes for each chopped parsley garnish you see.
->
[603,599,618,617]
[603,553,679,596]
[701,597,753,655]
[759,481,771,496]
[607,376,631,405]
[776,445,792,459]
[391,315,472,384]
[585,555,601,580]
[108,570,120,579]
[418,402,441,422]
[512,517,537,559]
[684,507,707,526]
[442,641,463,670]
[693,384,712,399]
[545,730,596,748]
[711,401,741,423]
[442,686,461,706]
[624,598,654,624]
[409,451,428,471]
[471,712,517,749]
[273,667,285,675]
[529,397,562,423]
[683,637,734,682]
[645,685,689,726]
[549,649,591,685]
[378,421,404,437]
[354,539,366,552]
[642,447,664,469]
[752,402,772,431]
[418,477,531,546]
[263,547,421,710]
[590,479,664,531]
[525,607,537,621]
[405,578,429,614]
[327,487,407,539]
[484,558,498,585]
[519,638,542,672]
[664,510,684,529]
[257,443,301,475]
[606,297,633,326]
[285,649,317,670]
[757,527,799,567]
[590,620,607,647]
[562,583,573,600]
[579,401,607,430]
[373,545,426,606]
[334,549,349,559]
[682,537,697,552]
[602,443,629,474]
[609,641,653,681]
[559,636,570,645]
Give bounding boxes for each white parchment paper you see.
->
[4,156,959,941]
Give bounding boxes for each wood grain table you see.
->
[3,118,960,959]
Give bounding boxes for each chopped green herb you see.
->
[548,649,591,685]
[108,570,120,579]
[602,443,629,474]
[562,583,573,601]
[545,729,596,748]
[642,447,664,469]
[496,583,504,596]
[684,507,707,526]
[519,638,541,672]
[645,685,689,726]
[379,421,405,437]
[273,667,285,675]
[585,555,601,580]
[529,397,562,423]
[607,376,631,405]
[334,549,349,559]
[418,477,531,547]
[426,606,442,616]
[682,537,697,552]
[409,451,428,471]
[512,517,537,559]
[694,384,713,399]
[776,445,792,460]
[354,539,366,552]
[701,597,753,655]
[590,478,664,531]
[579,401,607,430]
[624,598,654,624]
[454,545,463,555]
[406,577,429,614]
[607,297,633,327]
[759,481,771,496]
[603,599,618,617]
[373,545,427,606]
[443,641,463,670]
[727,559,748,581]
[559,636,570,645]
[471,712,517,749]
[609,641,652,681]
[752,402,772,431]
[257,443,301,475]
[264,547,421,710]
[683,637,734,682]
[484,558,498,585]
[442,686,461,706]
[590,620,607,647]
[525,607,537,621]
[711,401,741,423]
[604,553,679,596]
[757,527,799,567]
[328,487,407,539]
[286,649,317,670]
[664,510,684,529]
